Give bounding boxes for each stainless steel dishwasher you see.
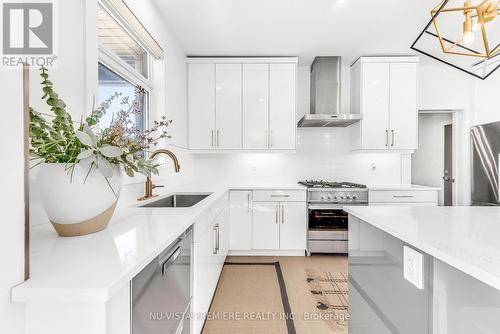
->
[132,227,192,334]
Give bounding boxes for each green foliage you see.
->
[29,67,172,181]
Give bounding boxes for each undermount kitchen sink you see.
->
[139,193,212,208]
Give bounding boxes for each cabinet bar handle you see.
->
[385,130,389,147]
[391,130,395,147]
[212,226,218,254]
[275,204,279,224]
[216,224,220,251]
[269,130,273,148]
[393,195,414,198]
[247,193,251,212]
[216,130,220,147]
[211,130,214,147]
[270,194,290,198]
[281,204,285,224]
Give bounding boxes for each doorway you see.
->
[412,112,456,206]
[443,124,453,206]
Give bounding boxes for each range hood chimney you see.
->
[298,56,361,127]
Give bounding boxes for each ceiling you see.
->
[151,0,440,65]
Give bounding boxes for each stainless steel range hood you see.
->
[298,56,361,127]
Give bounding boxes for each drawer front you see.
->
[369,190,437,203]
[308,230,348,240]
[252,190,306,202]
[309,240,348,253]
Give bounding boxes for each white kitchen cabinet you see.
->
[279,202,307,250]
[192,195,229,334]
[192,217,217,334]
[242,63,269,149]
[389,63,418,150]
[369,189,438,206]
[187,58,297,152]
[350,56,418,152]
[251,190,307,251]
[356,62,390,150]
[188,63,215,150]
[215,64,242,149]
[229,191,252,250]
[252,201,280,250]
[269,63,297,150]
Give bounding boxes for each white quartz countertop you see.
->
[12,182,306,303]
[368,184,440,191]
[344,206,500,291]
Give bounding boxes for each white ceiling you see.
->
[151,0,440,65]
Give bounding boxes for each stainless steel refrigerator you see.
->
[471,121,500,206]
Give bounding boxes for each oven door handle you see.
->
[308,204,345,210]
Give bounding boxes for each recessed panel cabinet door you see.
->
[360,63,390,150]
[188,64,215,149]
[269,63,296,150]
[279,202,306,250]
[389,63,418,150]
[252,202,280,250]
[229,191,252,250]
[243,64,269,150]
[215,64,242,149]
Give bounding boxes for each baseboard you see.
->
[228,249,306,256]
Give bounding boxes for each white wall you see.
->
[412,113,453,205]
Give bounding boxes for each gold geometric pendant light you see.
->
[412,0,500,79]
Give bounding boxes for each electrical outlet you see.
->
[403,245,424,290]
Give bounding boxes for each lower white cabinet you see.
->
[279,202,307,250]
[229,191,253,250]
[230,189,307,252]
[252,201,281,250]
[252,201,306,250]
[192,195,229,334]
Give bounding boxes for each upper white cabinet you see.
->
[269,64,297,150]
[188,63,215,150]
[188,58,297,152]
[242,64,269,149]
[216,64,242,149]
[349,56,418,152]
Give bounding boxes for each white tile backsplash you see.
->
[193,127,403,186]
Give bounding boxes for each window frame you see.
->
[96,1,154,138]
[97,1,154,88]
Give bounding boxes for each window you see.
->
[97,5,148,78]
[96,3,153,137]
[97,63,146,133]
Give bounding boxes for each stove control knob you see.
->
[352,195,359,200]
[321,195,327,201]
[327,194,333,200]
[346,195,352,200]
[339,196,345,200]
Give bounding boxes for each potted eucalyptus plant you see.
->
[30,67,171,237]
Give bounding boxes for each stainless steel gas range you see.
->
[298,180,368,255]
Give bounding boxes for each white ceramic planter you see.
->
[37,163,122,237]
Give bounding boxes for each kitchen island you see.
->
[345,206,500,334]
